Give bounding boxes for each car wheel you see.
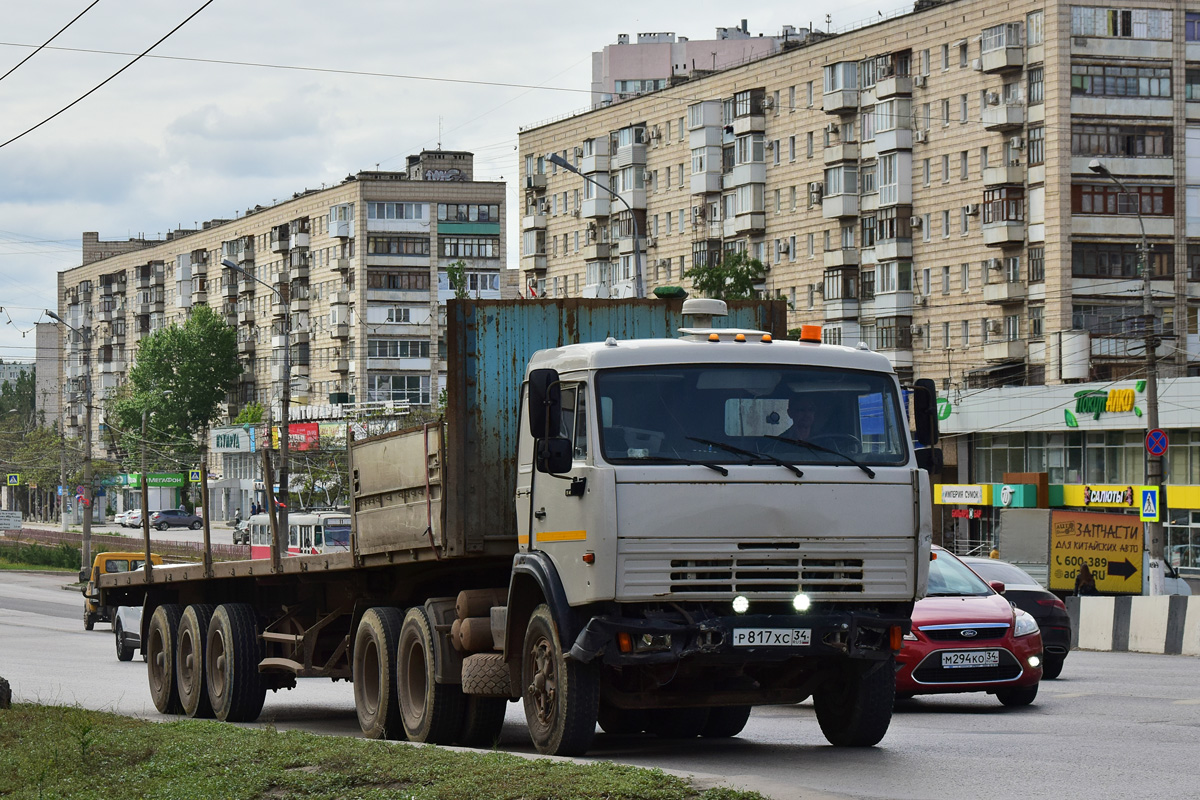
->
[115,623,135,662]
[995,684,1039,707]
[157,522,169,531]
[190,521,202,530]
[814,657,895,747]
[1042,656,1064,680]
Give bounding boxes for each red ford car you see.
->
[896,546,1043,706]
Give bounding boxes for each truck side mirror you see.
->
[913,378,939,447]
[915,447,943,472]
[527,368,562,439]
[536,437,573,474]
[78,568,88,584]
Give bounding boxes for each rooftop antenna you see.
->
[825,14,832,31]
[438,116,443,150]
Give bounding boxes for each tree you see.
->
[234,402,264,425]
[684,251,766,300]
[445,259,469,299]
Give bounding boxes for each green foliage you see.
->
[445,258,470,299]
[0,541,92,570]
[0,705,770,800]
[233,402,264,425]
[684,250,766,300]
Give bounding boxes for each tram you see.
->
[246,510,352,560]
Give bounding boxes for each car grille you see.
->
[921,624,1009,641]
[912,648,1022,684]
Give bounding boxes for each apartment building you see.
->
[56,150,512,465]
[519,0,1200,392]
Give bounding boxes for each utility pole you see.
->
[46,309,93,568]
[141,408,153,584]
[200,432,212,579]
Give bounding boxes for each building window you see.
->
[1070,7,1173,40]
[368,339,430,359]
[789,136,796,161]
[1072,242,1174,278]
[942,210,951,238]
[959,42,969,68]
[367,270,430,291]
[1070,123,1170,157]
[960,94,968,123]
[823,63,858,92]
[860,164,876,195]
[1030,305,1044,338]
[367,236,430,255]
[1027,11,1045,45]
[1028,67,1044,105]
[876,261,912,293]
[824,267,858,300]
[1028,246,1045,282]
[961,263,970,293]
[824,165,859,196]
[876,316,914,350]
[1071,64,1172,98]
[1188,12,1200,41]
[437,203,500,222]
[962,320,970,347]
[367,202,426,220]
[1072,183,1173,215]
[982,23,1022,53]
[960,150,969,180]
[941,265,951,294]
[878,153,899,206]
[440,236,500,258]
[984,187,1026,223]
[877,207,911,241]
[941,99,951,126]
[941,43,950,70]
[1187,69,1200,101]
[1028,126,1045,166]
[806,131,814,158]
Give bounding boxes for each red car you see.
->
[896,546,1043,706]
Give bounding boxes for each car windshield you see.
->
[927,551,993,596]
[967,560,1038,586]
[593,365,909,468]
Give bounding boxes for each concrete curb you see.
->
[1068,595,1200,656]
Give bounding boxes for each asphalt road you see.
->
[2,569,1199,800]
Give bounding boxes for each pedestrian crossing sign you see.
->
[1140,487,1160,522]
[189,469,202,483]
[5,474,18,486]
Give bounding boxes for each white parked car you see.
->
[114,605,142,661]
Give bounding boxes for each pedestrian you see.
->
[989,548,1000,559]
[1075,562,1098,596]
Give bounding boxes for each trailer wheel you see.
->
[206,603,266,723]
[457,697,507,748]
[521,604,598,756]
[397,606,464,744]
[647,707,710,739]
[177,604,217,718]
[702,705,753,738]
[352,607,405,740]
[147,604,184,714]
[814,657,894,747]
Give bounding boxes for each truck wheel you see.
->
[461,652,512,697]
[352,607,405,740]
[457,697,507,748]
[702,705,753,738]
[995,684,1039,707]
[177,604,217,719]
[597,703,649,735]
[84,610,95,631]
[115,622,135,662]
[521,604,598,756]
[647,707,710,739]
[206,603,266,722]
[814,657,895,747]
[147,604,185,714]
[397,606,464,744]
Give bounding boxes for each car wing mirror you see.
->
[989,580,1006,595]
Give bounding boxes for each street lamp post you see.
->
[545,152,644,299]
[1088,159,1165,595]
[222,258,290,570]
[46,309,93,572]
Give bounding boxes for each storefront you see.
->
[937,376,1200,567]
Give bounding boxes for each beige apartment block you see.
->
[55,150,512,457]
[518,0,1200,391]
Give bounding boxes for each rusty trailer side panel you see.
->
[352,422,448,558]
[443,298,787,554]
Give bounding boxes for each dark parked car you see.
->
[148,509,202,530]
[962,556,1071,680]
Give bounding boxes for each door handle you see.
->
[534,507,547,520]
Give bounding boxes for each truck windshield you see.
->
[594,365,908,468]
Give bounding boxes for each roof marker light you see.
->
[761,334,773,343]
[708,333,720,342]
[734,333,746,342]
[799,325,822,343]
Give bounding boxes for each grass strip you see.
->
[0,705,767,800]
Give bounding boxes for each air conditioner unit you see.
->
[765,139,775,150]
[825,122,840,136]
[643,169,653,183]
[1009,136,1025,149]
[910,215,923,228]
[965,203,981,216]
[808,181,824,201]
[573,147,584,158]
[910,324,924,336]
[986,91,1001,105]
[644,236,657,248]
[649,125,661,140]
[658,258,671,267]
[571,208,581,217]
[987,258,1003,270]
[987,319,1003,334]
[914,129,928,143]
[913,75,927,88]
[1009,158,1022,167]
[972,58,983,71]
[779,241,790,254]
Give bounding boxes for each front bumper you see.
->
[569,608,910,666]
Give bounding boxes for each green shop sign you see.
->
[119,473,186,488]
[1064,381,1144,427]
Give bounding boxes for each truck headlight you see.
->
[732,595,750,614]
[792,593,811,612]
[1014,610,1040,637]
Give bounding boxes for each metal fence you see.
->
[2,529,249,563]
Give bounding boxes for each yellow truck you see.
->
[80,552,163,630]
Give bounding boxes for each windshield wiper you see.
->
[685,436,803,478]
[764,435,876,479]
[622,455,729,476]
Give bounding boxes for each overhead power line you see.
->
[0,0,215,151]
[0,0,102,85]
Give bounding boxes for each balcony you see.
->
[983,164,1025,187]
[981,47,1023,73]
[822,193,859,219]
[982,221,1025,246]
[823,298,860,320]
[824,142,860,164]
[875,76,912,99]
[191,287,207,305]
[333,257,350,273]
[333,359,349,374]
[729,163,766,187]
[616,188,647,210]
[984,339,1026,361]
[582,283,611,299]
[238,307,255,325]
[238,339,255,355]
[522,213,547,230]
[824,89,859,115]
[582,242,612,261]
[874,239,913,261]
[292,232,310,249]
[521,254,547,272]
[224,280,238,298]
[731,114,766,135]
[580,154,609,174]
[731,212,766,235]
[332,323,349,340]
[824,248,859,268]
[691,172,722,195]
[984,280,1027,304]
[581,197,610,218]
[612,143,647,168]
[525,173,547,191]
[982,104,1025,131]
[271,235,290,254]
[875,128,913,152]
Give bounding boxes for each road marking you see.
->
[1172,699,1200,705]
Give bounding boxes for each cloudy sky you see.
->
[0,0,903,364]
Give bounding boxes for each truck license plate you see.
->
[940,649,1000,668]
[732,628,811,647]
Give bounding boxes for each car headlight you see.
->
[1014,610,1040,637]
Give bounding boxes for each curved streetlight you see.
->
[1088,158,1165,595]
[221,258,290,573]
[545,151,644,299]
[45,308,94,570]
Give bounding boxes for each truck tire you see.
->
[397,606,464,744]
[814,657,895,747]
[115,622,135,662]
[457,697,507,748]
[84,610,95,631]
[521,604,598,756]
[352,607,405,740]
[995,684,1038,707]
[177,604,217,719]
[647,707,710,739]
[147,604,185,714]
[702,705,753,738]
[206,603,266,723]
[597,703,649,735]
[460,652,511,697]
